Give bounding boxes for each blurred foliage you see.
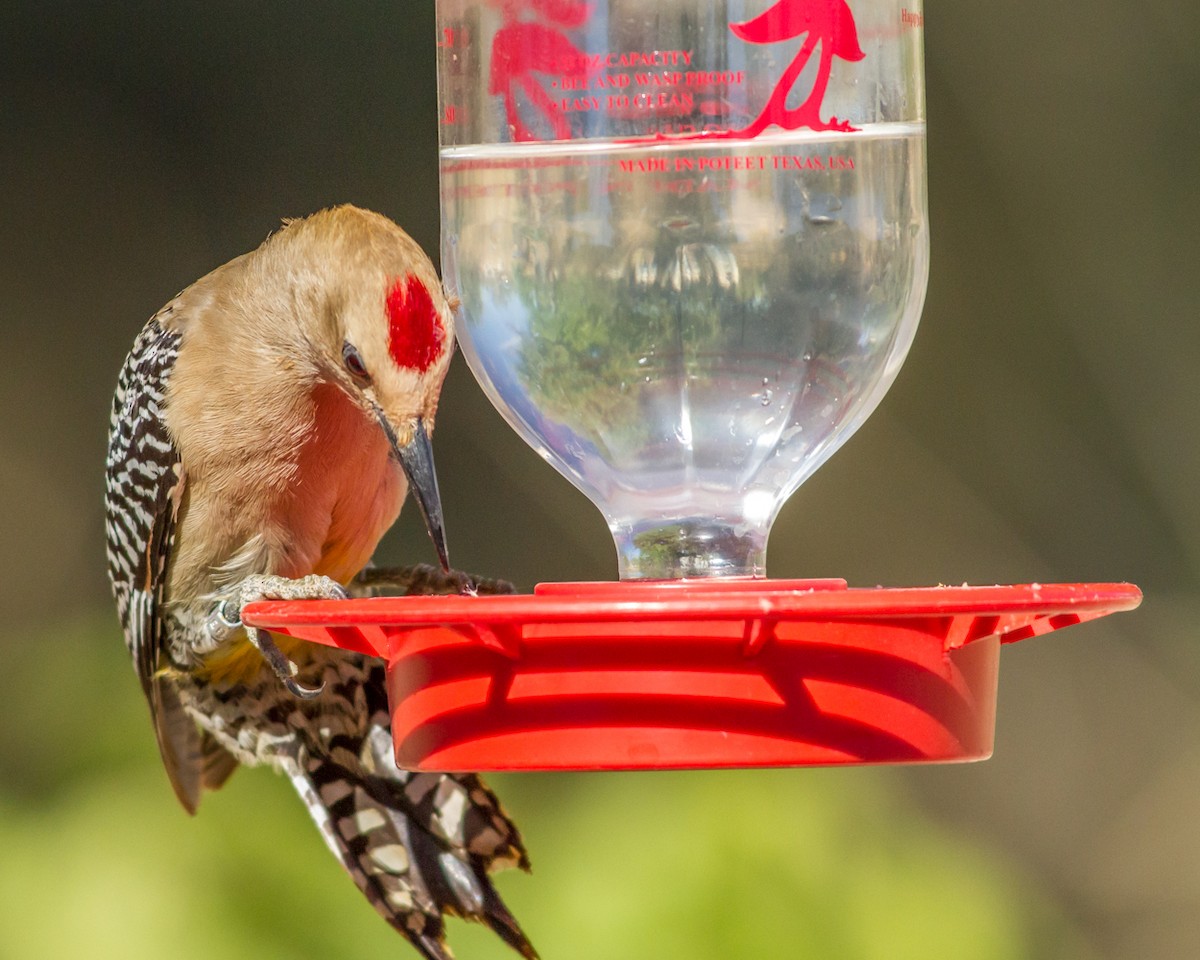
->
[0,616,1086,960]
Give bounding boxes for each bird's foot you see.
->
[205,574,349,699]
[349,563,516,599]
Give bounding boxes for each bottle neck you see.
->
[613,520,768,580]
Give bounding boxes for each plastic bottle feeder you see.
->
[244,0,1141,771]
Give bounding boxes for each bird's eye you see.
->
[342,341,371,383]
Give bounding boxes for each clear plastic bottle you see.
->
[437,0,928,579]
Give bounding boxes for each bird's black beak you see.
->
[375,412,450,572]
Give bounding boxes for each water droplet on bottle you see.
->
[637,356,649,366]
[760,390,773,406]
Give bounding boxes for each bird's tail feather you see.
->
[286,742,536,960]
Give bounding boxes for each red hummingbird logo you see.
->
[732,0,865,135]
[488,0,593,142]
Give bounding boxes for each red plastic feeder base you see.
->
[243,580,1141,772]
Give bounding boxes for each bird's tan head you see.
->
[270,205,458,568]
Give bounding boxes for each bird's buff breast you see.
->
[196,479,402,688]
[196,385,405,687]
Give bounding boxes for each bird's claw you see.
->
[247,626,325,699]
[348,563,514,598]
[206,574,348,698]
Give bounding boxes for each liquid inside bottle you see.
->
[442,123,928,578]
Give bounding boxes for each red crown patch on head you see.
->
[386,276,445,373]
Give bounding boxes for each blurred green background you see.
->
[1,3,1197,958]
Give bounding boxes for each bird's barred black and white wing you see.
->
[105,316,183,676]
[105,316,211,810]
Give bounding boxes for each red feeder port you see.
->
[242,580,1141,772]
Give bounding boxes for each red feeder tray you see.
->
[243,580,1141,772]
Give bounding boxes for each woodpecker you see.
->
[104,205,535,960]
